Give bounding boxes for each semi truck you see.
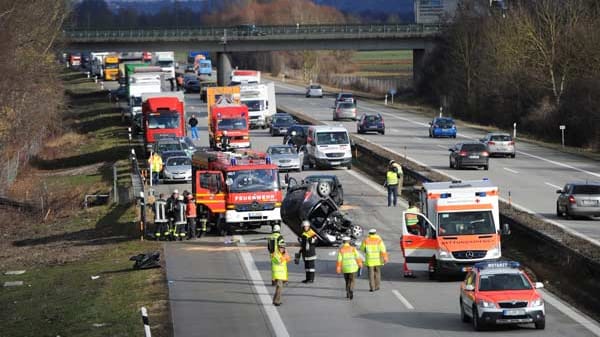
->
[239,82,276,129]
[141,92,186,153]
[206,86,250,149]
[90,52,110,78]
[153,51,176,79]
[128,67,163,120]
[230,69,260,85]
[400,179,510,280]
[191,149,282,235]
[104,54,120,81]
[188,51,212,78]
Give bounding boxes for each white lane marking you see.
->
[540,289,600,337]
[545,182,562,190]
[503,167,519,174]
[237,236,290,337]
[516,149,600,179]
[392,289,415,310]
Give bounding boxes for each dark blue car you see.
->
[357,113,385,135]
[429,117,457,138]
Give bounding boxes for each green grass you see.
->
[351,50,413,62]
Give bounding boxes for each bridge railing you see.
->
[64,24,442,40]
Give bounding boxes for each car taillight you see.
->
[509,141,515,145]
[481,151,489,157]
[459,151,468,156]
[568,195,576,204]
[488,141,495,145]
[304,191,312,201]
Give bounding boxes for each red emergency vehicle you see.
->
[141,92,186,153]
[208,100,250,150]
[142,51,153,63]
[191,149,282,235]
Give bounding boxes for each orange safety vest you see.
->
[336,243,363,274]
[185,200,197,218]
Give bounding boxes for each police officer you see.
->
[298,220,317,283]
[173,195,187,241]
[336,236,363,300]
[271,241,291,306]
[153,193,168,240]
[360,229,388,292]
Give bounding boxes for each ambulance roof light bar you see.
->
[474,261,520,270]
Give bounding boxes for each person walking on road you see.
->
[389,160,404,196]
[298,220,317,283]
[173,195,187,241]
[148,152,163,185]
[383,163,400,207]
[271,242,291,306]
[189,114,199,140]
[152,193,169,240]
[185,194,197,240]
[268,224,286,285]
[360,229,388,292]
[336,237,363,300]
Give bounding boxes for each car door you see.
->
[461,271,477,316]
[194,170,226,214]
[400,212,437,272]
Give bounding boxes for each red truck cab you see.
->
[141,92,186,152]
[209,103,250,149]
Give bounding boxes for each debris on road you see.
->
[4,270,26,275]
[130,251,161,270]
[3,281,24,287]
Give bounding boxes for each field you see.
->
[350,50,413,77]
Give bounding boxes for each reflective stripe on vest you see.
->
[154,200,167,223]
[361,235,386,267]
[337,244,360,273]
[386,171,398,185]
[271,251,290,281]
[406,207,419,226]
[175,202,186,225]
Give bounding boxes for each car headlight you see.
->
[531,298,544,307]
[487,247,500,258]
[478,299,496,308]
[439,247,451,259]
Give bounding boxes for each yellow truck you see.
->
[104,55,120,81]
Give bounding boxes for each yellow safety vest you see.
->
[406,206,419,227]
[271,251,290,281]
[150,155,163,172]
[360,234,388,267]
[386,171,399,185]
[337,244,362,273]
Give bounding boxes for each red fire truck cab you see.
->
[141,92,186,153]
[208,102,250,150]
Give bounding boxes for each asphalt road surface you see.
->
[102,77,600,337]
[272,81,600,246]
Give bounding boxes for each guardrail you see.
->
[63,24,442,41]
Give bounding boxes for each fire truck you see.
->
[400,179,510,280]
[191,149,283,235]
[206,86,250,149]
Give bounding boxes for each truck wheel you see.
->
[535,318,545,330]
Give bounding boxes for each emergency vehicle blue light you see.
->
[265,156,271,164]
[476,192,487,197]
[230,158,237,166]
[483,178,489,181]
[440,193,452,198]
[474,261,520,270]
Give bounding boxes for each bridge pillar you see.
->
[412,49,427,91]
[217,52,232,86]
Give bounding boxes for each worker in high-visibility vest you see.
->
[268,225,286,286]
[389,160,404,196]
[406,200,420,235]
[148,152,163,185]
[360,229,388,292]
[271,241,291,306]
[383,164,400,207]
[336,237,363,300]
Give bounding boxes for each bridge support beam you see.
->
[412,49,427,92]
[217,52,232,86]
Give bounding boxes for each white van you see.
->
[305,125,352,169]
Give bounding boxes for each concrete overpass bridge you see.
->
[64,24,442,85]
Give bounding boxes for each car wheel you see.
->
[472,306,484,331]
[346,163,352,170]
[351,225,363,239]
[460,299,470,323]
[484,165,489,171]
[317,181,332,197]
[511,153,516,158]
[535,318,546,330]
[556,203,562,217]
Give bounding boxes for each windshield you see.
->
[200,63,211,69]
[218,118,247,130]
[166,157,191,166]
[435,119,454,128]
[243,100,265,112]
[438,211,495,236]
[366,115,382,122]
[490,135,512,141]
[157,143,182,152]
[316,131,349,145]
[227,169,279,192]
[105,63,118,69]
[131,97,142,107]
[338,103,355,109]
[310,85,321,89]
[478,273,532,291]
[572,185,600,194]
[268,146,296,155]
[462,144,487,152]
[148,114,180,129]
[340,94,353,99]
[158,60,173,67]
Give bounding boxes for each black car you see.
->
[185,79,201,93]
[303,175,344,206]
[201,82,217,102]
[449,142,489,170]
[357,113,385,135]
[270,113,296,136]
[283,124,310,149]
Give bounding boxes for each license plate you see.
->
[469,155,480,159]
[582,200,598,206]
[249,212,261,217]
[330,161,341,166]
[503,309,526,316]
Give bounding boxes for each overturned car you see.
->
[281,177,363,246]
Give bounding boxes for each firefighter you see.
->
[268,224,286,286]
[153,193,168,241]
[298,220,317,283]
[173,195,187,241]
[185,194,197,240]
[148,152,163,185]
[271,241,291,306]
[359,229,388,292]
[336,236,363,300]
[165,189,179,240]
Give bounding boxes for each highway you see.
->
[113,81,600,337]
[272,81,600,245]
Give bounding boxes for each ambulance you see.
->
[400,179,510,280]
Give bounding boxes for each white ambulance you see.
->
[400,179,510,280]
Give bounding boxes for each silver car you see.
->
[267,145,304,172]
[333,102,357,121]
[162,156,192,182]
[556,183,600,218]
[480,132,515,158]
[306,84,323,98]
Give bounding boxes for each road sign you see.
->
[389,88,397,96]
[559,125,566,130]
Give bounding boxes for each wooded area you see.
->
[0,0,67,193]
[424,0,600,149]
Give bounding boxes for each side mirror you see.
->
[556,189,563,194]
[501,223,511,235]
[448,148,454,152]
[428,122,432,125]
[535,282,544,289]
[465,284,475,292]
